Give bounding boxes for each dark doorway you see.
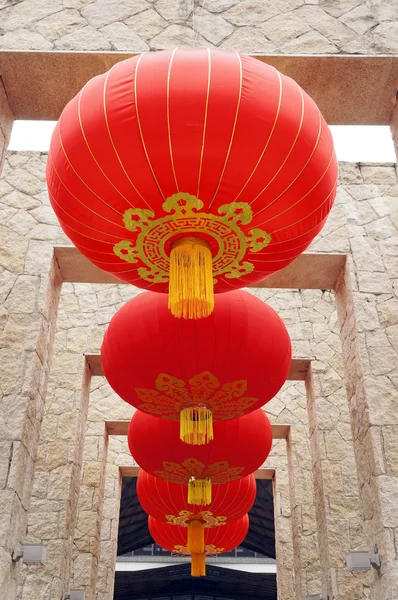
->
[115,477,277,600]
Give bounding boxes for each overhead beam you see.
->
[1,52,397,124]
[85,353,310,382]
[106,420,290,440]
[119,465,276,480]
[55,246,346,290]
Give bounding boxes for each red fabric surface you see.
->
[148,514,249,554]
[47,48,337,291]
[101,289,291,420]
[137,469,256,524]
[128,409,272,485]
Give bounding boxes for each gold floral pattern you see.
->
[136,371,258,421]
[154,458,245,485]
[113,193,271,285]
[165,510,227,528]
[173,544,225,555]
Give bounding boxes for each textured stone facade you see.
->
[0,0,398,54]
[0,148,397,598]
[0,1,398,599]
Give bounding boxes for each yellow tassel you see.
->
[188,477,212,506]
[187,520,204,554]
[168,236,214,320]
[191,553,206,577]
[180,407,213,445]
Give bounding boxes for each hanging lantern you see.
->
[137,469,255,553]
[138,470,255,554]
[149,514,249,576]
[102,289,291,445]
[47,48,337,320]
[128,409,272,506]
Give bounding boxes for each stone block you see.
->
[260,11,310,44]
[4,275,39,314]
[83,463,102,487]
[281,29,338,53]
[381,426,398,477]
[357,271,392,294]
[55,25,110,50]
[192,8,234,44]
[126,9,167,41]
[34,8,87,41]
[224,0,280,25]
[73,553,93,586]
[47,464,74,500]
[28,511,59,540]
[340,4,377,35]
[150,24,212,49]
[100,22,149,51]
[379,476,398,527]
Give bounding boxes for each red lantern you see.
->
[128,409,272,505]
[137,469,256,525]
[47,48,337,319]
[149,514,249,576]
[102,289,290,445]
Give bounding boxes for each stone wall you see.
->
[1,148,397,598]
[0,0,398,53]
[0,2,398,595]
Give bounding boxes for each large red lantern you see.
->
[138,470,255,560]
[149,514,249,576]
[47,48,337,319]
[137,469,255,526]
[102,289,290,445]
[128,409,272,505]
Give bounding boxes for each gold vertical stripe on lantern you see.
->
[191,552,206,577]
[168,237,214,320]
[180,407,214,445]
[188,477,212,506]
[187,520,205,554]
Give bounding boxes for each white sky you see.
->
[7,121,397,163]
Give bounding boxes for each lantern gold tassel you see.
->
[180,406,213,445]
[188,477,212,506]
[187,520,205,554]
[191,552,206,577]
[168,236,214,320]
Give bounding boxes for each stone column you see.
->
[265,439,295,600]
[335,257,398,599]
[0,95,64,600]
[0,80,13,172]
[71,374,134,600]
[266,379,321,600]
[19,355,91,600]
[306,363,370,600]
[95,436,124,600]
[286,417,321,599]
[71,423,108,600]
[391,99,398,162]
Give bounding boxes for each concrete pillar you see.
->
[19,357,91,600]
[391,98,398,162]
[286,421,321,599]
[335,256,398,600]
[0,87,63,600]
[306,364,370,600]
[71,420,108,600]
[0,79,13,172]
[95,436,123,600]
[266,440,295,600]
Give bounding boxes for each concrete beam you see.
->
[119,464,276,479]
[1,52,397,124]
[106,420,290,440]
[55,246,346,290]
[85,353,310,382]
